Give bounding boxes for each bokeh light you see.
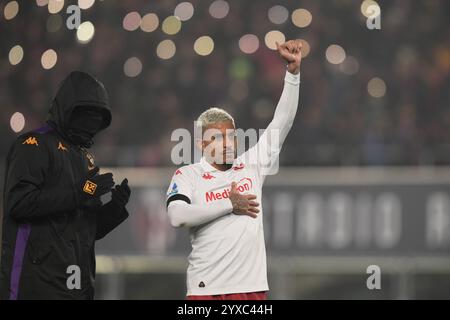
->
[8,45,24,66]
[162,16,182,35]
[264,30,285,50]
[140,13,159,32]
[174,2,194,21]
[76,21,95,44]
[46,14,63,33]
[78,0,95,10]
[268,5,289,25]
[194,36,214,56]
[340,56,360,75]
[48,0,64,14]
[252,99,273,121]
[361,0,381,18]
[229,80,249,102]
[209,0,229,19]
[123,11,141,31]
[124,57,143,77]
[299,39,311,58]
[239,34,259,54]
[326,44,346,65]
[367,77,387,98]
[229,58,253,80]
[157,40,176,60]
[41,49,58,70]
[36,0,49,7]
[10,112,25,133]
[4,1,19,20]
[292,8,312,28]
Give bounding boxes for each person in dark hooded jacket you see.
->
[0,71,131,300]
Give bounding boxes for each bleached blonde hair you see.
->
[196,107,235,133]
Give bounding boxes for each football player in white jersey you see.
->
[166,40,302,300]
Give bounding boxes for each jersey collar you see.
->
[200,157,239,173]
[200,157,220,172]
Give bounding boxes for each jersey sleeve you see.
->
[166,168,194,207]
[241,71,300,180]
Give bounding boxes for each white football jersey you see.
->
[167,154,269,296]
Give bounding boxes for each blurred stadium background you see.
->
[1,0,449,299]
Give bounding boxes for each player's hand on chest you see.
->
[195,169,256,204]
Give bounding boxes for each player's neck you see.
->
[210,162,233,172]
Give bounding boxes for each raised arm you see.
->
[246,40,302,176]
[267,39,302,142]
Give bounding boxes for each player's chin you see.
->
[223,153,235,165]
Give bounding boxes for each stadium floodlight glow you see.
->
[140,13,159,33]
[209,0,229,19]
[268,5,289,25]
[326,44,346,65]
[10,112,25,133]
[157,40,176,60]
[124,57,143,77]
[367,77,386,98]
[239,34,259,54]
[78,0,95,10]
[123,11,141,31]
[41,49,58,69]
[264,30,285,50]
[4,1,19,20]
[292,8,312,28]
[194,36,214,56]
[76,21,95,44]
[162,16,182,35]
[174,2,194,21]
[8,45,24,66]
[48,0,64,14]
